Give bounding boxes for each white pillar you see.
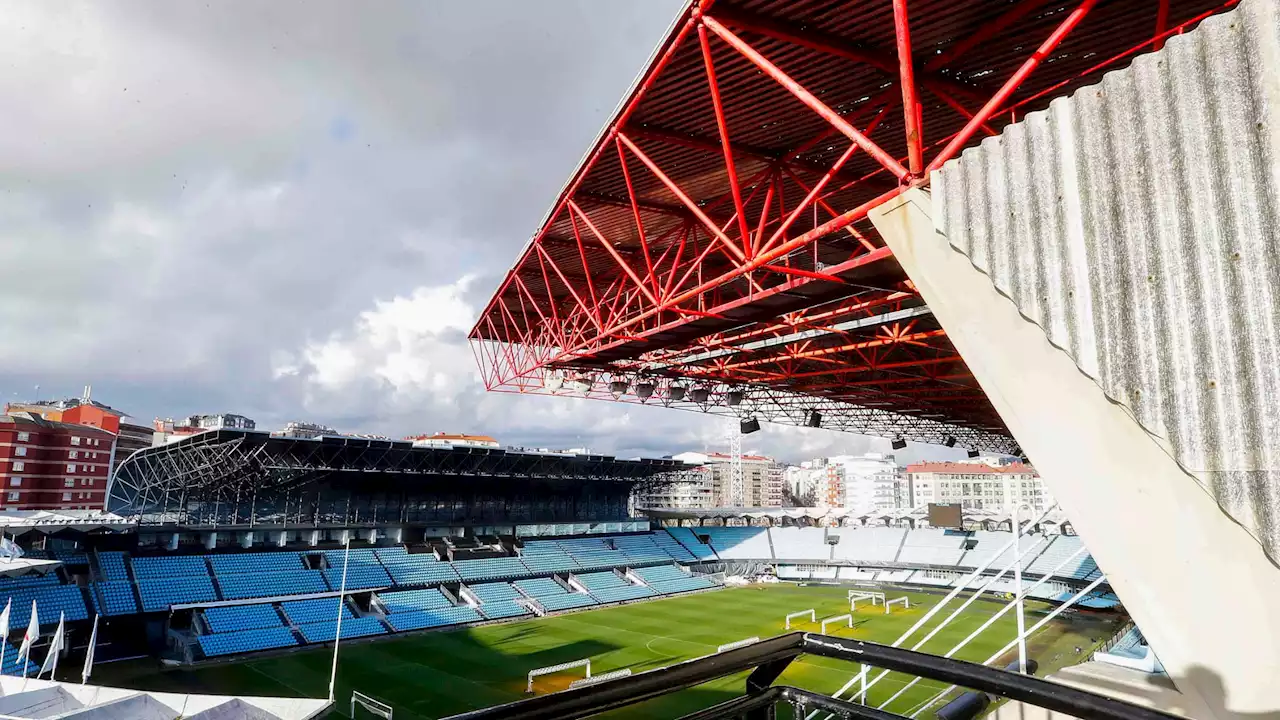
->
[390,527,404,544]
[166,533,179,551]
[308,530,320,547]
[274,531,288,548]
[239,532,254,549]
[870,188,1280,719]
[202,532,217,550]
[364,528,378,544]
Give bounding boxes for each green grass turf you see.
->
[89,584,1122,719]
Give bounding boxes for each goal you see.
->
[351,691,393,719]
[785,608,816,629]
[885,596,911,614]
[527,658,591,693]
[717,637,760,653]
[569,668,632,689]
[849,591,885,610]
[821,614,853,633]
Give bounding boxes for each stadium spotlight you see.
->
[667,385,686,402]
[568,376,592,393]
[891,437,907,450]
[944,436,957,448]
[740,417,761,434]
[635,382,655,400]
[805,410,822,428]
[608,380,628,397]
[690,387,710,403]
[967,449,981,458]
[726,390,744,407]
[543,374,564,392]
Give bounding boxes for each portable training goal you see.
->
[527,658,591,693]
[885,596,911,614]
[785,608,816,629]
[821,614,854,633]
[717,637,760,653]
[351,691,393,719]
[569,668,632,689]
[849,591,885,610]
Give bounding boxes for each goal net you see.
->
[785,608,815,629]
[351,691,393,719]
[527,658,591,693]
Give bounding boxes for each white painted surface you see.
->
[870,188,1280,719]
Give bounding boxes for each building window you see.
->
[14,447,26,457]
[69,450,78,460]
[71,437,81,446]
[12,461,22,472]
[16,432,28,442]
[62,492,71,502]
[67,463,76,473]
[64,478,75,488]
[6,492,17,502]
[9,478,19,487]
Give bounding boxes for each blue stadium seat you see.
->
[454,557,529,582]
[513,578,566,597]
[378,589,453,613]
[203,604,283,634]
[198,626,298,657]
[386,606,483,632]
[665,528,719,561]
[208,553,304,575]
[0,583,90,624]
[217,570,328,600]
[1,644,36,676]
[131,556,209,578]
[467,582,522,602]
[322,564,392,591]
[380,556,459,586]
[96,552,130,581]
[574,571,627,591]
[281,597,352,625]
[477,600,530,620]
[296,616,386,643]
[137,576,217,612]
[93,581,138,615]
[534,593,598,612]
[649,577,716,595]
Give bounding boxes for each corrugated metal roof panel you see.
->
[934,0,1280,560]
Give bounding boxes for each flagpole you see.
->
[327,535,351,703]
[0,598,11,677]
[50,613,63,681]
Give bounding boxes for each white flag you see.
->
[81,615,99,684]
[0,599,11,639]
[0,537,23,560]
[17,601,38,664]
[38,613,64,679]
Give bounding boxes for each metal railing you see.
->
[442,632,1183,720]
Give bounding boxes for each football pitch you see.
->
[92,584,1122,719]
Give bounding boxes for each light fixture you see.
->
[944,436,957,448]
[726,390,744,407]
[740,417,761,434]
[635,383,655,399]
[805,410,822,428]
[608,380,628,396]
[668,386,686,402]
[543,374,564,391]
[967,449,981,458]
[568,376,592,393]
[891,437,907,450]
[690,387,710,403]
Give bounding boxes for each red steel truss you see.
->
[468,0,1236,451]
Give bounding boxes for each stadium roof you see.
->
[641,505,1071,525]
[108,429,695,520]
[0,676,328,719]
[468,0,1233,452]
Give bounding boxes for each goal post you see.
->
[885,596,910,614]
[527,658,591,693]
[785,608,816,629]
[351,691,393,719]
[717,637,760,653]
[569,668,632,689]
[821,614,853,633]
[849,591,885,610]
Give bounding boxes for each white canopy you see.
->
[0,676,330,719]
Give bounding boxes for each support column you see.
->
[202,532,217,550]
[167,533,179,552]
[870,188,1280,719]
[308,530,320,547]
[364,528,378,544]
[239,532,254,549]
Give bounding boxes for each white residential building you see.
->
[669,451,781,508]
[905,461,1053,513]
[828,453,902,514]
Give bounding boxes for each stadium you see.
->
[0,0,1274,718]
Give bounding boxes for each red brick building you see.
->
[0,414,115,510]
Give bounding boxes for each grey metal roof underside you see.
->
[933,0,1280,562]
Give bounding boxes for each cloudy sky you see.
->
[0,0,967,465]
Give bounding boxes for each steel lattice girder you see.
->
[108,430,696,520]
[467,0,1236,449]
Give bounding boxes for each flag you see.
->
[0,536,21,561]
[17,601,37,665]
[81,615,98,684]
[38,613,64,680]
[0,599,11,639]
